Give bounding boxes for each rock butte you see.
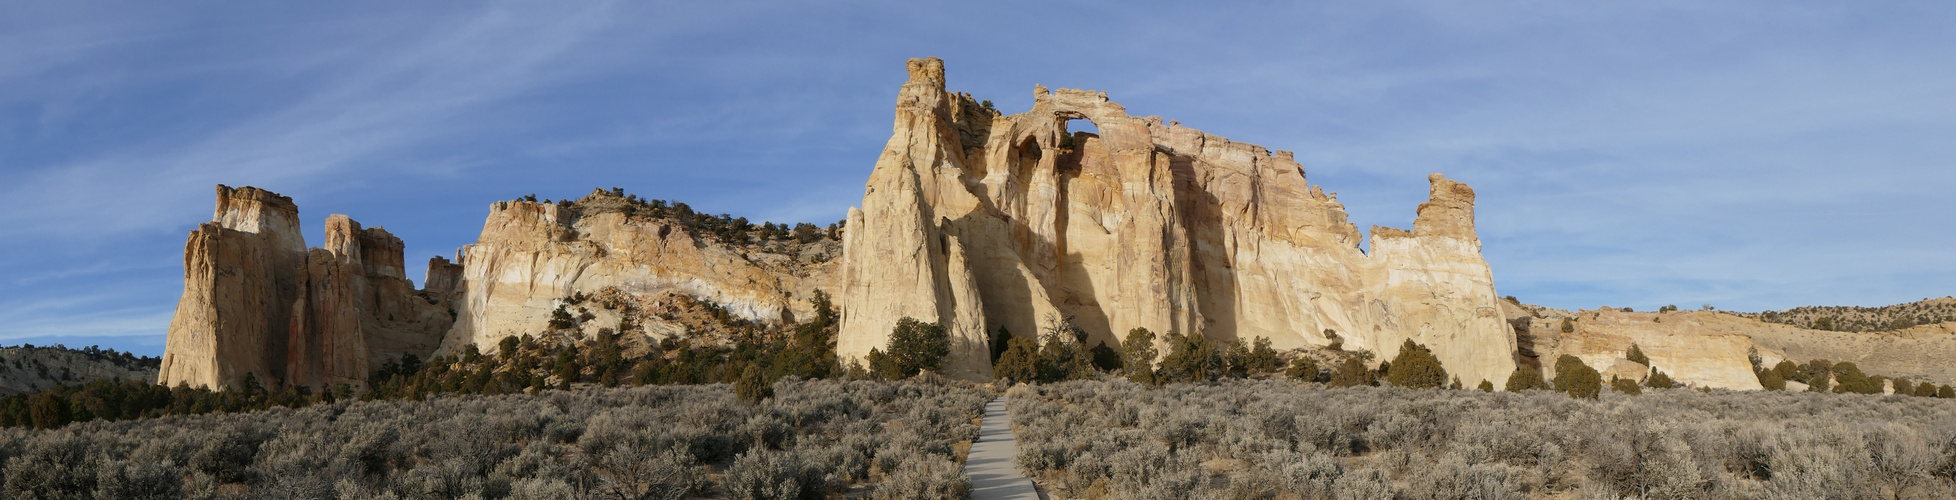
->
[835,57,1518,385]
[159,58,1956,391]
[159,186,456,390]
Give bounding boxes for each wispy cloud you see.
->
[0,2,628,241]
[1,1,1952,356]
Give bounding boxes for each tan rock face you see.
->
[837,58,1518,384]
[436,189,838,353]
[160,186,454,390]
[1519,310,1764,390]
[1509,304,1956,389]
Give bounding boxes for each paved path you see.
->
[967,396,1040,500]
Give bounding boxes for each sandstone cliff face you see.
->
[837,58,1518,385]
[160,186,305,390]
[160,186,455,390]
[1517,309,1764,390]
[436,189,838,354]
[1509,304,1956,390]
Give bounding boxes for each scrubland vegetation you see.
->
[0,378,987,500]
[1010,378,1956,500]
[517,188,844,249]
[1737,297,1956,332]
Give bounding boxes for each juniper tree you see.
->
[1626,344,1649,366]
[1384,340,1448,389]
[1121,328,1159,386]
[1285,356,1320,383]
[1506,364,1550,391]
[1326,358,1375,388]
[1553,355,1602,399]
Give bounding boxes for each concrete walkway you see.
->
[967,396,1040,500]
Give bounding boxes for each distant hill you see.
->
[0,344,159,395]
[1735,297,1956,332]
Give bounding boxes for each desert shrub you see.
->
[1121,328,1158,386]
[1504,365,1548,392]
[871,318,950,379]
[1625,344,1649,366]
[1758,367,1786,391]
[1088,342,1122,372]
[94,459,184,500]
[1918,382,1940,398]
[1404,454,1525,500]
[1645,368,1677,389]
[0,379,987,500]
[1287,356,1321,382]
[874,454,967,500]
[993,336,1040,383]
[1559,318,1574,333]
[1156,332,1224,384]
[3,432,98,498]
[1326,358,1375,388]
[1831,362,1880,394]
[1552,355,1601,399]
[1035,315,1095,383]
[1771,359,1805,384]
[1233,337,1282,377]
[724,450,824,500]
[1007,378,1956,499]
[1611,377,1642,395]
[28,392,69,429]
[1384,340,1447,389]
[736,365,773,402]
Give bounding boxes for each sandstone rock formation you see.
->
[160,186,305,390]
[159,186,455,390]
[836,58,1518,384]
[1509,303,1956,390]
[436,189,839,354]
[1514,309,1764,390]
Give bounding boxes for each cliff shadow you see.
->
[1166,150,1240,345]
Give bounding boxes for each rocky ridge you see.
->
[1508,301,1956,390]
[0,345,158,395]
[435,189,841,355]
[1735,296,1956,332]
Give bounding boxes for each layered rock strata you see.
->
[1509,305,1956,389]
[436,189,838,353]
[837,58,1518,384]
[159,186,455,390]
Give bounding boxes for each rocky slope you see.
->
[836,58,1516,384]
[1735,296,1956,332]
[0,345,158,395]
[159,186,456,390]
[1508,301,1956,389]
[435,189,840,355]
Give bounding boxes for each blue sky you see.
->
[3,2,1952,356]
